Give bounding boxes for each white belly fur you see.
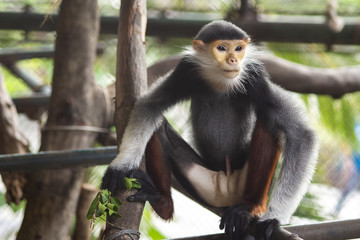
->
[186,162,248,207]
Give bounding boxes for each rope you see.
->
[105,228,140,240]
[42,86,112,134]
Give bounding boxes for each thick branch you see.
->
[103,1,148,240]
[258,54,360,98]
[147,54,360,98]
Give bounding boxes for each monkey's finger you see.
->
[101,167,127,192]
[230,212,239,240]
[255,218,280,240]
[235,215,243,240]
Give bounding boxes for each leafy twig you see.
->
[87,177,142,229]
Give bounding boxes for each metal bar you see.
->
[12,93,49,113]
[2,62,50,93]
[286,218,360,240]
[0,45,104,62]
[0,146,116,171]
[167,218,360,240]
[0,12,360,44]
[0,46,55,62]
[0,45,104,93]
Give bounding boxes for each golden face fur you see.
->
[192,38,251,92]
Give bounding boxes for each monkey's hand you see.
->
[101,166,157,197]
[102,167,174,220]
[255,218,280,240]
[219,204,256,240]
[101,166,132,193]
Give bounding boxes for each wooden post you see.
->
[102,0,147,240]
[16,0,105,239]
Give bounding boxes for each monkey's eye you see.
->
[235,46,243,51]
[216,45,226,51]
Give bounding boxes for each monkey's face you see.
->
[192,38,251,92]
[209,39,249,79]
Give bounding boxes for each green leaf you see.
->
[124,177,133,190]
[124,177,142,190]
[87,190,123,225]
[102,189,110,195]
[110,212,121,218]
[132,180,142,189]
[106,203,119,212]
[110,197,122,206]
[99,193,108,204]
[96,203,106,218]
[87,192,100,220]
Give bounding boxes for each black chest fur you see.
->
[190,92,256,171]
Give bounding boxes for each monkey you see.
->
[102,20,318,240]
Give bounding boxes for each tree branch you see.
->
[258,54,360,98]
[103,1,148,240]
[147,54,360,98]
[0,69,29,205]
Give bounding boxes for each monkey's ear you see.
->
[192,40,206,52]
[244,37,251,44]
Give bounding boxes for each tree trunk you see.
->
[102,1,147,240]
[16,0,105,239]
[0,69,29,205]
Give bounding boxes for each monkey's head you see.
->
[191,20,251,92]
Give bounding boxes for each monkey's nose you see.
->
[228,57,238,65]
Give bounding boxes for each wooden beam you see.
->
[0,12,359,44]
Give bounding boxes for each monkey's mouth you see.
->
[223,69,240,78]
[223,69,239,73]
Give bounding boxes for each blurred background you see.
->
[0,0,360,239]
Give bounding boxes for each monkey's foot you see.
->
[127,170,174,220]
[220,204,257,240]
[255,218,280,240]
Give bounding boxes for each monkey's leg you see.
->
[157,120,220,206]
[104,119,212,221]
[129,118,220,220]
[246,120,281,240]
[125,131,174,220]
[220,120,281,240]
[128,119,209,220]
